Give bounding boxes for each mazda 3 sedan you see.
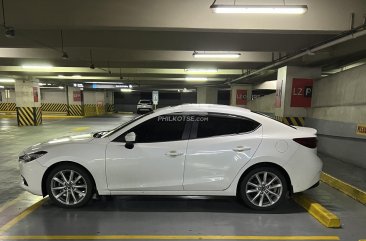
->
[19,104,322,210]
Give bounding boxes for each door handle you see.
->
[165,151,184,157]
[233,146,251,152]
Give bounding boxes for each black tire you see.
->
[238,166,288,210]
[46,164,94,208]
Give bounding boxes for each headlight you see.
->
[19,151,47,163]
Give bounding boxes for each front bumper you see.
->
[19,159,47,196]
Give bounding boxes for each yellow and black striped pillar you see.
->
[83,104,96,116]
[16,107,42,126]
[67,104,83,116]
[106,104,114,112]
[275,116,305,126]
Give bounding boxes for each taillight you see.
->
[293,137,317,149]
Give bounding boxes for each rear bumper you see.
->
[285,147,323,193]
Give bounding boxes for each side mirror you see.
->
[124,132,136,149]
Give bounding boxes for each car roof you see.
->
[155,104,251,115]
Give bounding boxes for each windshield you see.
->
[101,112,153,138]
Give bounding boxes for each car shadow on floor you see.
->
[40,195,306,214]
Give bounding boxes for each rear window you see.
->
[253,112,295,129]
[139,100,152,104]
[195,113,261,139]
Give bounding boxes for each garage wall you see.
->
[247,93,275,116]
[306,64,366,168]
[0,89,16,103]
[40,89,67,103]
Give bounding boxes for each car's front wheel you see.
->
[238,167,287,210]
[46,164,93,208]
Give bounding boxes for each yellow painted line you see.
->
[0,193,27,214]
[0,235,340,240]
[294,194,340,228]
[0,115,16,118]
[321,172,366,205]
[0,198,45,235]
[72,126,90,132]
[43,115,84,119]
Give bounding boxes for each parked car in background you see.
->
[137,99,153,114]
[19,104,322,210]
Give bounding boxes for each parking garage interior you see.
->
[0,0,366,241]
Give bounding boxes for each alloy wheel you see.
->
[245,171,283,208]
[50,170,88,205]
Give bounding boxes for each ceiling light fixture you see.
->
[185,68,218,73]
[0,78,15,83]
[210,4,308,14]
[22,65,53,69]
[89,49,95,69]
[60,30,69,60]
[72,75,82,78]
[0,85,4,88]
[120,88,132,93]
[193,52,241,59]
[58,75,65,78]
[40,86,64,89]
[2,0,15,38]
[185,77,208,81]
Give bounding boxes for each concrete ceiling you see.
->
[0,0,365,89]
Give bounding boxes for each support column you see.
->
[230,84,252,107]
[105,90,114,112]
[83,90,107,116]
[15,79,42,126]
[197,87,218,104]
[274,66,321,126]
[67,86,84,116]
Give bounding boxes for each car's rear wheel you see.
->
[46,164,93,208]
[238,167,287,210]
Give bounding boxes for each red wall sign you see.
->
[236,89,247,105]
[291,78,313,107]
[33,87,39,102]
[73,91,82,102]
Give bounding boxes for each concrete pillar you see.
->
[105,90,114,112]
[274,66,321,126]
[197,87,218,104]
[230,84,252,107]
[14,79,42,126]
[67,86,84,116]
[83,90,107,116]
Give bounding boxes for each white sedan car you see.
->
[19,104,322,210]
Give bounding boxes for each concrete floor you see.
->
[0,115,365,241]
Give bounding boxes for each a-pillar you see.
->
[230,84,252,107]
[197,87,218,104]
[67,86,84,116]
[15,79,42,126]
[274,66,321,126]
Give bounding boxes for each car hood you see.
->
[21,133,94,155]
